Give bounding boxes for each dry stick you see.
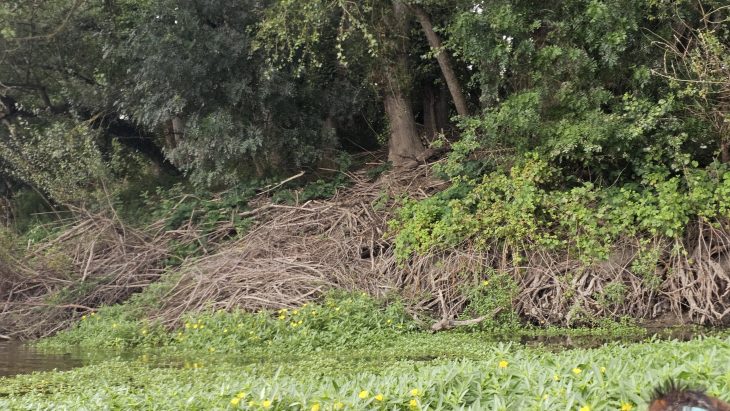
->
[431,307,505,332]
[256,171,305,196]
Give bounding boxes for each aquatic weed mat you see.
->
[2,336,730,410]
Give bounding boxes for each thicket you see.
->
[390,0,730,324]
[1,0,730,333]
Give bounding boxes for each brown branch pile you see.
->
[153,163,450,324]
[154,160,730,327]
[448,221,730,326]
[5,158,730,338]
[0,210,171,339]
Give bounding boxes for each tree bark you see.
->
[436,83,450,133]
[165,116,185,149]
[422,86,438,142]
[381,1,424,167]
[384,87,423,166]
[411,5,469,117]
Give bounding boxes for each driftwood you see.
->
[431,307,504,332]
[0,333,10,340]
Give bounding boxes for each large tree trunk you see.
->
[411,5,469,117]
[436,83,451,133]
[382,1,424,167]
[385,88,423,166]
[422,86,438,142]
[164,116,185,149]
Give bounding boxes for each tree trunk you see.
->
[381,1,424,167]
[165,116,185,149]
[436,83,450,133]
[411,5,469,117]
[422,86,438,142]
[385,88,423,166]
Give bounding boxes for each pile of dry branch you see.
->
[4,158,730,339]
[154,161,730,327]
[153,163,451,324]
[0,210,171,339]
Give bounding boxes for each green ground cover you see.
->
[2,335,730,410]
[2,294,729,410]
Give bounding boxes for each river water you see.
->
[0,342,85,377]
[0,327,715,378]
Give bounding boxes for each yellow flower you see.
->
[409,399,419,409]
[112,323,118,328]
[293,310,299,315]
[386,319,393,324]
[230,397,240,406]
[358,390,369,399]
[247,400,257,407]
[141,329,147,335]
[209,347,215,352]
[236,392,246,399]
[311,404,320,411]
[192,324,199,329]
[278,314,286,320]
[600,366,606,373]
[375,394,384,401]
[333,401,344,410]
[90,312,96,317]
[185,322,191,329]
[335,307,340,312]
[262,400,272,409]
[621,403,633,411]
[579,406,591,411]
[81,315,87,320]
[542,394,549,400]
[482,280,489,286]
[572,367,582,375]
[223,328,228,333]
[498,360,509,369]
[553,374,560,381]
[410,388,420,397]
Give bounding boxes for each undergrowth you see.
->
[392,155,730,263]
[38,292,416,351]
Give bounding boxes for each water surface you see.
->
[0,342,84,377]
[0,326,720,378]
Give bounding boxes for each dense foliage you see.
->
[2,0,730,331]
[1,0,728,204]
